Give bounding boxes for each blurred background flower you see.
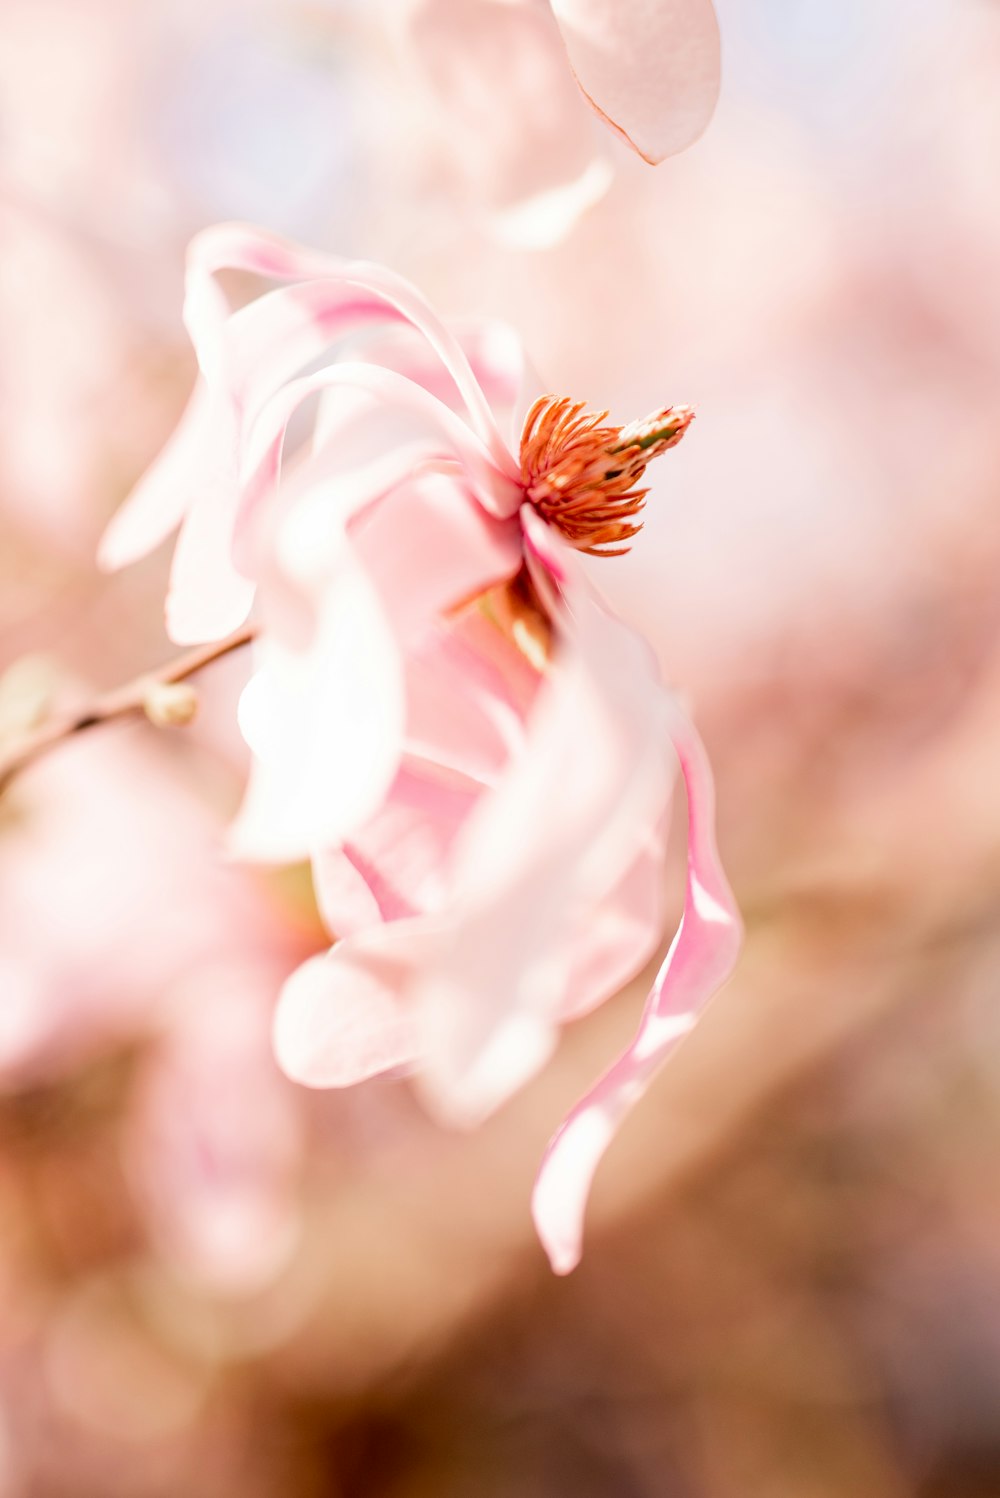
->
[2,0,1000,1492]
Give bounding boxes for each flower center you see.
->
[519,396,694,556]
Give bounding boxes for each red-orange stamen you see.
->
[519,396,694,556]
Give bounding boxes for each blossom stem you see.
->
[0,625,257,795]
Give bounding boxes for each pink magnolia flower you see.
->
[400,0,722,243]
[101,224,741,1270]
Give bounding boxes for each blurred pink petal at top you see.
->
[401,0,720,244]
[548,0,720,162]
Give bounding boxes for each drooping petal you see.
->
[232,455,519,868]
[412,577,674,1126]
[406,0,613,247]
[531,696,743,1275]
[273,921,435,1089]
[549,0,721,163]
[559,818,669,1023]
[185,223,521,481]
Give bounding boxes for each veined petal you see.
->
[185,223,521,481]
[273,922,435,1089]
[407,0,612,246]
[531,696,742,1275]
[549,0,721,163]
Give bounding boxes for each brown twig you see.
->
[0,625,257,795]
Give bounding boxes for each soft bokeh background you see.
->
[3,0,1000,1492]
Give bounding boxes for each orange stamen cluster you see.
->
[519,396,695,556]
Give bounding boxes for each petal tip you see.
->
[95,528,125,575]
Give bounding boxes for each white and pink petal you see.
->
[550,0,721,163]
[273,921,437,1090]
[230,548,405,864]
[411,581,674,1125]
[531,696,742,1274]
[185,223,520,478]
[312,762,479,937]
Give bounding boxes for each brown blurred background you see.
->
[2,0,1000,1492]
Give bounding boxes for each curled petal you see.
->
[99,225,526,635]
[185,223,520,481]
[243,361,521,523]
[531,696,742,1274]
[549,0,721,163]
